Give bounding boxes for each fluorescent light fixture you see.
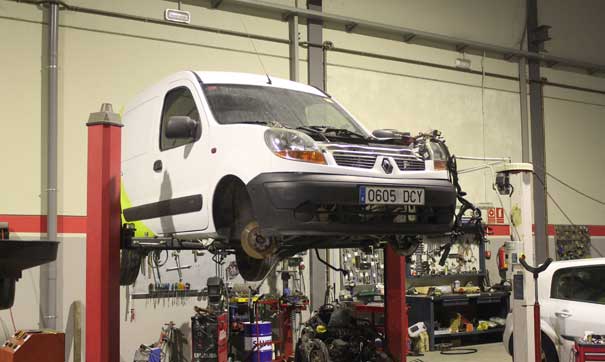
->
[455,57,471,70]
[164,8,191,24]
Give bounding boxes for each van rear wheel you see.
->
[120,249,143,286]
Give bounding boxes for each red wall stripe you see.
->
[489,224,605,237]
[0,215,87,234]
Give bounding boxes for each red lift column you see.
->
[86,104,122,362]
[385,245,407,362]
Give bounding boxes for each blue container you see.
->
[244,321,273,362]
[148,348,162,362]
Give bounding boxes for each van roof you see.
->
[194,71,326,97]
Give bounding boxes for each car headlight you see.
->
[264,128,327,164]
[430,141,448,171]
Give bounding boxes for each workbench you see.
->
[407,291,509,350]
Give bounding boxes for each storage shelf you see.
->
[131,289,202,299]
[434,326,505,338]
[408,273,485,282]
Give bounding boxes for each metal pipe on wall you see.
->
[288,0,299,82]
[306,0,328,312]
[527,0,549,263]
[519,57,530,163]
[43,0,59,330]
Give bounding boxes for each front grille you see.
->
[326,144,426,171]
[393,157,426,171]
[333,152,377,169]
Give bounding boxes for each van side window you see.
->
[160,87,200,151]
[551,265,605,304]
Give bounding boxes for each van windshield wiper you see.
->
[308,125,368,140]
[233,120,285,128]
[295,126,330,141]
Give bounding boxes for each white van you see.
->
[121,71,456,280]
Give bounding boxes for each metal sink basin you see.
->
[0,240,58,309]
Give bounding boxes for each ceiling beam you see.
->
[177,0,605,77]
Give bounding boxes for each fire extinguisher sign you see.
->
[487,207,506,224]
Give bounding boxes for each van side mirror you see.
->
[165,116,198,139]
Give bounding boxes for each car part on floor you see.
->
[0,240,58,309]
[519,255,553,362]
[295,303,393,362]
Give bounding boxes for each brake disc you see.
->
[240,221,276,260]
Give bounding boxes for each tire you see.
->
[230,186,277,281]
[235,251,273,281]
[509,333,559,362]
[542,334,559,362]
[120,249,143,286]
[0,277,16,310]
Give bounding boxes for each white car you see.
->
[120,71,456,280]
[504,257,605,362]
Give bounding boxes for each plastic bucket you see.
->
[243,321,272,362]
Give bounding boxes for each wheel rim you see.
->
[240,221,276,259]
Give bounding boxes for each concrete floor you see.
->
[412,343,511,362]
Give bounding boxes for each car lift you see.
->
[85,103,410,362]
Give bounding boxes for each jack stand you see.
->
[385,244,407,362]
[86,103,122,362]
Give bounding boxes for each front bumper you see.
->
[247,172,456,237]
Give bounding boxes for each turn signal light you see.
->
[434,160,448,171]
[275,150,327,164]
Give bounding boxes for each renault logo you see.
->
[381,158,393,174]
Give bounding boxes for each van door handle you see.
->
[153,160,163,172]
[555,310,572,319]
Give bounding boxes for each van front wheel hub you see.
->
[240,221,276,259]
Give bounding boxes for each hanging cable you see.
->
[9,308,17,333]
[531,165,605,206]
[314,249,348,277]
[533,171,603,257]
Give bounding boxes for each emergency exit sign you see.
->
[487,207,506,224]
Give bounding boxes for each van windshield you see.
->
[202,84,366,135]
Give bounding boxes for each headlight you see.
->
[264,128,326,164]
[430,141,448,171]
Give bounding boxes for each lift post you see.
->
[496,163,536,362]
[86,103,122,362]
[385,244,407,362]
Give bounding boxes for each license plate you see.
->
[359,186,425,205]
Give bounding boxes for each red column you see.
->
[86,104,122,362]
[385,245,407,362]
